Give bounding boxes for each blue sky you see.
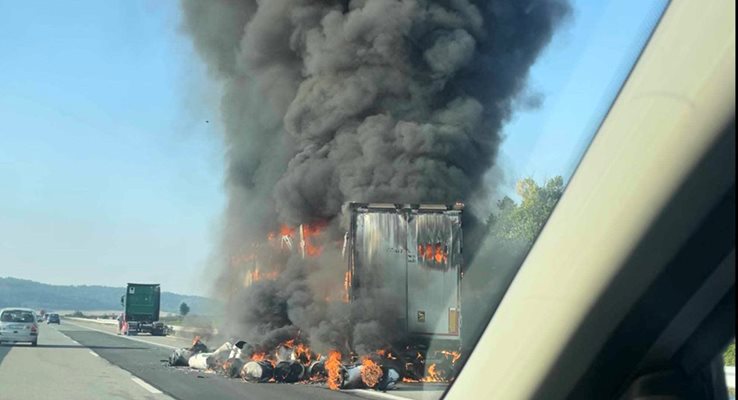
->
[0,0,666,295]
[493,0,667,196]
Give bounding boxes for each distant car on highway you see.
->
[47,314,60,325]
[0,307,39,346]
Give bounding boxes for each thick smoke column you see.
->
[181,0,569,353]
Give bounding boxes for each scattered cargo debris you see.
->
[307,359,327,380]
[168,336,209,367]
[169,348,193,367]
[274,360,306,383]
[188,352,213,370]
[190,336,208,353]
[167,336,450,391]
[378,367,401,391]
[241,360,275,383]
[229,340,252,360]
[222,358,246,378]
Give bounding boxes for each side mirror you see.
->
[120,295,125,307]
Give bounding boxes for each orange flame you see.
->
[301,222,326,257]
[250,352,267,362]
[325,351,343,391]
[279,225,296,237]
[434,243,445,263]
[295,343,314,363]
[418,242,448,264]
[266,225,297,251]
[343,271,351,303]
[376,349,397,360]
[360,358,384,388]
[275,339,317,363]
[440,350,461,364]
[422,363,442,382]
[266,222,327,257]
[244,268,279,287]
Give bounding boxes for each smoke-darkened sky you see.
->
[0,0,666,295]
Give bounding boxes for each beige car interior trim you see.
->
[447,0,735,398]
[637,250,735,370]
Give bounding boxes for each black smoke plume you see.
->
[181,0,569,354]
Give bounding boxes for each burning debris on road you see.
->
[168,336,210,367]
[168,336,463,391]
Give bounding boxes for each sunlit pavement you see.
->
[64,318,194,350]
[65,318,450,400]
[0,323,172,400]
[2,318,445,400]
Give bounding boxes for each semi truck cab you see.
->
[121,283,166,336]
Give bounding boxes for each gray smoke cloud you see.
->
[181,0,569,354]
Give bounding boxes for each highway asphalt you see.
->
[0,321,172,400]
[1,319,447,400]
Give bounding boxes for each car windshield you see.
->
[0,0,677,399]
[1,311,35,323]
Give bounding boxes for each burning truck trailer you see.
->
[166,204,464,390]
[345,202,464,381]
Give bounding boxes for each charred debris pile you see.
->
[168,336,460,391]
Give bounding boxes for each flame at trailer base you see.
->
[326,351,343,390]
[360,358,383,388]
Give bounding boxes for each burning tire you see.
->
[273,361,306,383]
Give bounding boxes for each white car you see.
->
[0,308,39,346]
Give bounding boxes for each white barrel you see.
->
[188,352,212,370]
[241,360,275,382]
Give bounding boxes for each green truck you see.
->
[121,283,166,336]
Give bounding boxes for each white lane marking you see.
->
[345,389,415,400]
[63,320,178,350]
[131,377,163,394]
[54,327,84,347]
[88,350,99,357]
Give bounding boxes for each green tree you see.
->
[179,302,190,317]
[725,340,735,367]
[487,176,565,243]
[463,176,565,349]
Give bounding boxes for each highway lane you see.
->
[54,322,399,400]
[65,317,195,349]
[61,318,447,400]
[0,323,173,400]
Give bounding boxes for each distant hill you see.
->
[0,277,218,315]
